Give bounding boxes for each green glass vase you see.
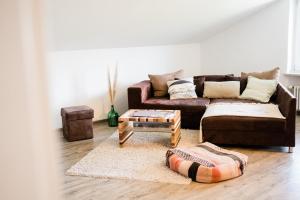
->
[108,105,119,127]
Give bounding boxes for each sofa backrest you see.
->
[141,74,279,102]
[193,74,279,103]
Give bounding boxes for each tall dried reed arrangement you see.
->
[107,63,118,105]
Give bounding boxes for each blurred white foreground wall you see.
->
[0,0,61,200]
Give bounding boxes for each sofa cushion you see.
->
[241,67,280,80]
[193,76,205,97]
[240,67,280,93]
[202,116,285,132]
[193,74,235,97]
[142,97,210,112]
[167,78,197,100]
[240,76,278,103]
[203,81,240,99]
[148,70,184,97]
[210,98,261,104]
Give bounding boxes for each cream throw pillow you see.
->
[203,81,240,98]
[240,76,277,103]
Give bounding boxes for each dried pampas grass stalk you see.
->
[112,62,118,103]
[107,62,118,105]
[107,66,113,105]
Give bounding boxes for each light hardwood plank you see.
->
[60,117,300,200]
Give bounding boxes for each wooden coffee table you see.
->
[118,109,181,148]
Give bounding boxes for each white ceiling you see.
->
[47,0,278,50]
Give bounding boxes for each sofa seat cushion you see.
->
[142,97,210,112]
[210,98,261,104]
[202,116,286,132]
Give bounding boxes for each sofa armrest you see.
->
[128,80,152,109]
[275,82,296,146]
[275,83,296,117]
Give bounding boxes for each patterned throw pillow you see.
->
[167,78,197,100]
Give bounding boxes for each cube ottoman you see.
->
[61,105,94,142]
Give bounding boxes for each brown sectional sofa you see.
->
[127,75,296,149]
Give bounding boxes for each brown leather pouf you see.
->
[61,105,94,142]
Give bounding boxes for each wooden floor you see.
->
[60,117,300,200]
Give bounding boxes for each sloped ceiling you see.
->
[48,0,278,50]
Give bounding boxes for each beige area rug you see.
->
[66,129,200,184]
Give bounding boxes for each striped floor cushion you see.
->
[166,142,248,183]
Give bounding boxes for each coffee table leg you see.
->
[118,121,134,145]
[170,120,181,148]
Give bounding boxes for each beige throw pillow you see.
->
[148,70,184,97]
[240,76,277,103]
[241,67,280,80]
[203,81,240,98]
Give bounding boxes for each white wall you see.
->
[293,0,300,70]
[200,0,299,85]
[48,43,201,128]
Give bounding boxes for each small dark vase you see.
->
[108,105,119,127]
